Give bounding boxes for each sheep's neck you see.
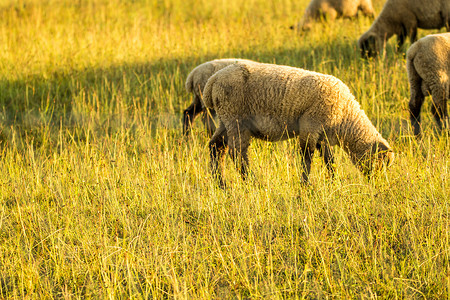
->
[369,10,397,44]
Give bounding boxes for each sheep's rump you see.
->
[185,59,250,95]
[407,33,450,95]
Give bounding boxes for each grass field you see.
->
[0,0,448,298]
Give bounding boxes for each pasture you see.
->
[0,0,448,298]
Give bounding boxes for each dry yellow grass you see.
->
[0,0,448,298]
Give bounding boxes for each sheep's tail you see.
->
[202,74,216,109]
[185,69,195,93]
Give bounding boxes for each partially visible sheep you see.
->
[407,33,450,136]
[291,0,374,31]
[358,0,450,58]
[203,61,394,186]
[183,59,254,137]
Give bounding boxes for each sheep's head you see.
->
[357,140,394,177]
[289,21,312,32]
[358,32,380,59]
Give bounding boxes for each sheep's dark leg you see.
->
[408,67,425,136]
[409,27,417,44]
[209,122,228,188]
[397,26,407,51]
[409,93,424,136]
[430,85,448,132]
[201,108,217,137]
[317,142,335,178]
[299,140,316,183]
[399,18,417,51]
[183,96,204,136]
[227,124,252,180]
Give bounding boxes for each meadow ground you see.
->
[0,0,448,298]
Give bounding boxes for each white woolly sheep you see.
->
[291,0,374,31]
[202,61,394,186]
[358,0,450,58]
[407,33,450,136]
[183,59,254,137]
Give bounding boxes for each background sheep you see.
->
[407,33,450,136]
[291,0,374,31]
[203,61,394,186]
[183,59,254,137]
[358,0,450,58]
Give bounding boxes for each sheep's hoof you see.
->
[301,173,310,185]
[216,179,226,190]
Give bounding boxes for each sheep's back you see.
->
[213,62,355,129]
[410,0,449,28]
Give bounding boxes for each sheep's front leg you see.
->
[398,18,417,50]
[227,125,252,180]
[299,140,316,183]
[397,27,407,50]
[409,26,417,44]
[183,96,204,136]
[317,142,335,178]
[209,122,228,188]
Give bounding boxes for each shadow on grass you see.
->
[0,38,403,151]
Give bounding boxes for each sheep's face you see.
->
[358,33,379,59]
[358,141,394,177]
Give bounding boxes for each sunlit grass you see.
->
[0,0,448,298]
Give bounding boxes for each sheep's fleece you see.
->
[358,0,450,57]
[203,61,393,184]
[407,33,450,136]
[293,0,374,31]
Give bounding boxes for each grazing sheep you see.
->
[203,61,394,186]
[407,33,450,136]
[291,0,374,31]
[358,0,450,58]
[183,59,254,137]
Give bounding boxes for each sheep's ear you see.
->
[360,34,378,59]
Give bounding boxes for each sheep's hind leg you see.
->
[209,122,228,188]
[227,125,252,181]
[408,82,425,137]
[317,142,335,178]
[430,85,448,133]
